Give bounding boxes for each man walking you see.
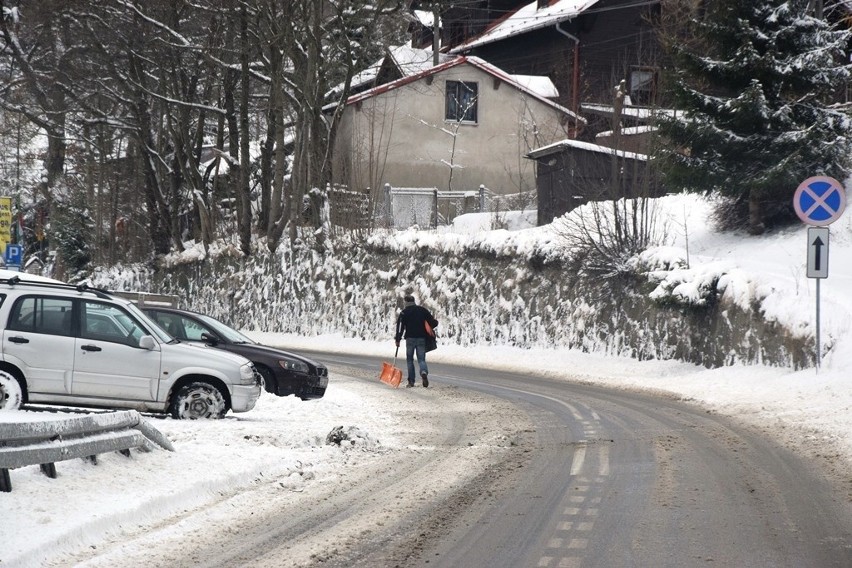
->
[394,294,439,388]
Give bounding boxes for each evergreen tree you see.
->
[656,0,852,233]
[53,192,94,280]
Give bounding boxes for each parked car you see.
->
[141,306,328,401]
[0,274,262,419]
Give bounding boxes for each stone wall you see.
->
[93,243,813,369]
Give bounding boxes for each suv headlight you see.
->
[279,359,309,374]
[240,363,257,385]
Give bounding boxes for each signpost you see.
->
[4,243,22,271]
[806,227,829,279]
[794,176,846,371]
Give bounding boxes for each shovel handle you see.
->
[394,344,399,365]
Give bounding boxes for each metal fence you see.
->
[0,409,174,492]
[312,183,537,232]
[381,183,530,230]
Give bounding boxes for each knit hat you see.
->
[403,295,416,306]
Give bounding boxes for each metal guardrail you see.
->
[0,409,175,492]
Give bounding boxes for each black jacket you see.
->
[395,304,439,341]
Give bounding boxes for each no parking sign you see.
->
[793,175,847,371]
[793,176,846,226]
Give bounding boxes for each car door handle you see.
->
[81,344,102,352]
[8,336,29,344]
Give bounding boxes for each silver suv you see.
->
[0,274,261,419]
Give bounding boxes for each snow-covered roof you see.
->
[387,45,451,77]
[412,9,435,28]
[510,74,559,98]
[596,125,657,138]
[450,0,600,53]
[327,46,452,99]
[527,138,648,161]
[581,102,676,121]
[344,56,583,123]
[329,46,559,102]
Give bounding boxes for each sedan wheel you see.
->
[170,382,228,419]
[0,371,23,411]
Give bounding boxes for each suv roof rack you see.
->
[0,276,114,300]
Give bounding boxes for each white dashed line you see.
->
[598,443,610,476]
[570,445,586,475]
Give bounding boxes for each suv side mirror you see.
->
[139,335,157,350]
[201,332,219,346]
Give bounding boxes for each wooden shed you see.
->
[527,139,663,225]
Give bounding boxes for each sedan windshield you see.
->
[197,313,256,344]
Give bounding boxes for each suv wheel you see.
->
[170,382,228,419]
[0,371,23,411]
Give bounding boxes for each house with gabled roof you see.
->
[331,53,584,204]
[436,0,666,138]
[417,0,668,223]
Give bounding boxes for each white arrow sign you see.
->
[807,226,829,279]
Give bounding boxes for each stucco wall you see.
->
[333,63,573,198]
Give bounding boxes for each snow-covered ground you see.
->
[3,193,852,567]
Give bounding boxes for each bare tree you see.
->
[0,0,77,215]
[0,0,407,263]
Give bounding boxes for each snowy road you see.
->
[428,364,852,567]
[38,354,852,568]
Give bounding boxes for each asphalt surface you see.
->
[316,353,852,568]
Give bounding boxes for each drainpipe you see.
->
[432,5,440,66]
[556,20,580,135]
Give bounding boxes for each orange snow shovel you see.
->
[379,346,403,388]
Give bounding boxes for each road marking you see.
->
[564,402,584,420]
[570,445,586,475]
[447,377,610,568]
[599,443,610,476]
[448,378,588,422]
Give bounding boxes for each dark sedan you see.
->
[143,307,328,400]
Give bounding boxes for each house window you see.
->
[628,68,657,106]
[445,81,478,123]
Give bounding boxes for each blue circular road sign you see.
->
[794,176,847,226]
